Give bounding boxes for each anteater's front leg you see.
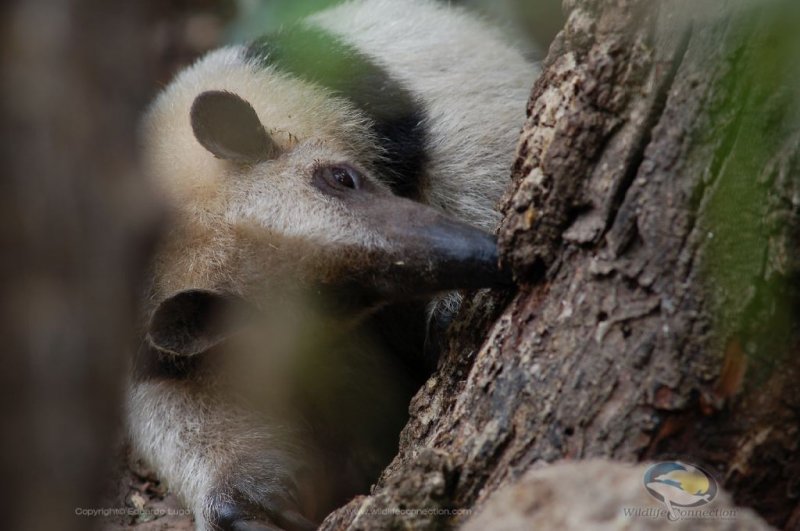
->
[127,379,318,531]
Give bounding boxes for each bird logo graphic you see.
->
[643,461,718,520]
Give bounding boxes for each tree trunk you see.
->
[0,1,159,529]
[321,1,800,529]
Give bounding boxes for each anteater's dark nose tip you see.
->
[476,233,513,287]
[427,223,511,291]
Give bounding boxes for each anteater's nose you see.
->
[413,216,510,290]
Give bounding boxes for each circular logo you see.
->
[643,461,717,520]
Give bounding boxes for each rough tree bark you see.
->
[320,1,800,529]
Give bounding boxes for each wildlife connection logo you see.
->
[622,461,738,522]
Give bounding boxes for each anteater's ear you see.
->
[190,90,280,164]
[147,289,250,357]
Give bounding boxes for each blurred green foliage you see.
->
[227,0,564,55]
[228,0,341,41]
[701,0,800,373]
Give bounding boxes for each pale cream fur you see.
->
[311,0,537,231]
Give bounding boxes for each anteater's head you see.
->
[141,49,507,357]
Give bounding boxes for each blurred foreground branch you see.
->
[0,2,159,530]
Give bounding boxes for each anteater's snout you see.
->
[413,216,510,290]
[360,192,512,297]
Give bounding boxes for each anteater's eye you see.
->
[316,164,362,191]
[331,166,356,188]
